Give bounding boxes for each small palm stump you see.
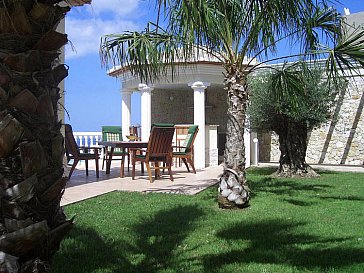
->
[218,168,250,209]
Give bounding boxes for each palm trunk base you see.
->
[273,163,319,178]
[217,169,250,209]
[218,194,250,209]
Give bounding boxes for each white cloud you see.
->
[64,0,152,59]
[87,0,142,17]
[65,17,139,59]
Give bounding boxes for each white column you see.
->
[244,118,251,168]
[139,83,153,141]
[251,132,259,166]
[244,128,251,168]
[121,89,132,140]
[205,125,219,166]
[189,81,210,169]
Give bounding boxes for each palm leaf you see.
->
[298,4,341,54]
[325,27,364,79]
[100,25,184,83]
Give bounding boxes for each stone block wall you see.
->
[259,76,364,165]
[151,85,227,131]
[151,89,194,124]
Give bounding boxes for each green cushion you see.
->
[112,150,128,156]
[102,126,126,153]
[102,126,123,141]
[181,125,198,152]
[187,125,198,134]
[151,123,175,128]
[173,151,188,156]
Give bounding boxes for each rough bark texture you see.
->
[274,120,319,178]
[0,1,74,272]
[217,65,250,209]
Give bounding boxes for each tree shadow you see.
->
[247,167,277,176]
[319,195,364,202]
[249,177,332,196]
[200,219,364,272]
[315,169,340,175]
[53,225,132,272]
[53,205,204,272]
[282,198,316,206]
[130,205,205,272]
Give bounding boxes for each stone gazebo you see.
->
[108,59,253,170]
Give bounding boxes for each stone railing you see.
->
[73,132,102,147]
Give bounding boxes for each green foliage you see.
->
[248,62,347,131]
[54,169,364,273]
[100,0,364,84]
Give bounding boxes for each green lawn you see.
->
[53,168,364,273]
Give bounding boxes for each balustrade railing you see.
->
[73,132,102,147]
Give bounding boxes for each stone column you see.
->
[244,127,251,168]
[139,83,153,141]
[121,89,132,140]
[189,81,210,169]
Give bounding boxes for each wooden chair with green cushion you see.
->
[172,125,199,173]
[151,123,175,128]
[65,124,100,179]
[132,126,175,183]
[101,126,129,177]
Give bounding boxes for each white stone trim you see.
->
[190,81,210,169]
[139,84,153,141]
[121,89,132,140]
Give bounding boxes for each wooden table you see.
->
[98,141,148,177]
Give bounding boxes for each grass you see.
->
[53,168,364,273]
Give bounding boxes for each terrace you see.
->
[62,130,364,207]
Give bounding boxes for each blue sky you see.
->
[64,0,364,132]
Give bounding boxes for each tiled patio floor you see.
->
[61,161,364,207]
[61,161,223,206]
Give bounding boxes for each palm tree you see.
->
[100,0,364,209]
[0,0,90,272]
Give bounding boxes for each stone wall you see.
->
[205,87,228,133]
[151,88,194,124]
[259,76,364,165]
[151,85,227,131]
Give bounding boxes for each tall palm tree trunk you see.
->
[274,120,319,177]
[218,67,250,209]
[0,1,73,272]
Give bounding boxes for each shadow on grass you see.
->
[53,225,130,272]
[130,205,204,272]
[282,198,316,206]
[247,167,277,176]
[315,169,340,175]
[54,205,204,273]
[249,177,332,196]
[319,195,364,202]
[201,219,364,272]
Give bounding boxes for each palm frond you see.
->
[325,27,364,79]
[269,62,307,113]
[298,4,342,55]
[100,25,183,83]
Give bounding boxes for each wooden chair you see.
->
[128,125,141,141]
[172,125,199,173]
[65,124,100,179]
[132,126,175,183]
[174,125,190,166]
[101,126,129,177]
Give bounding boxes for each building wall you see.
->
[205,87,228,133]
[151,85,228,162]
[151,85,228,131]
[259,76,364,165]
[151,88,194,124]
